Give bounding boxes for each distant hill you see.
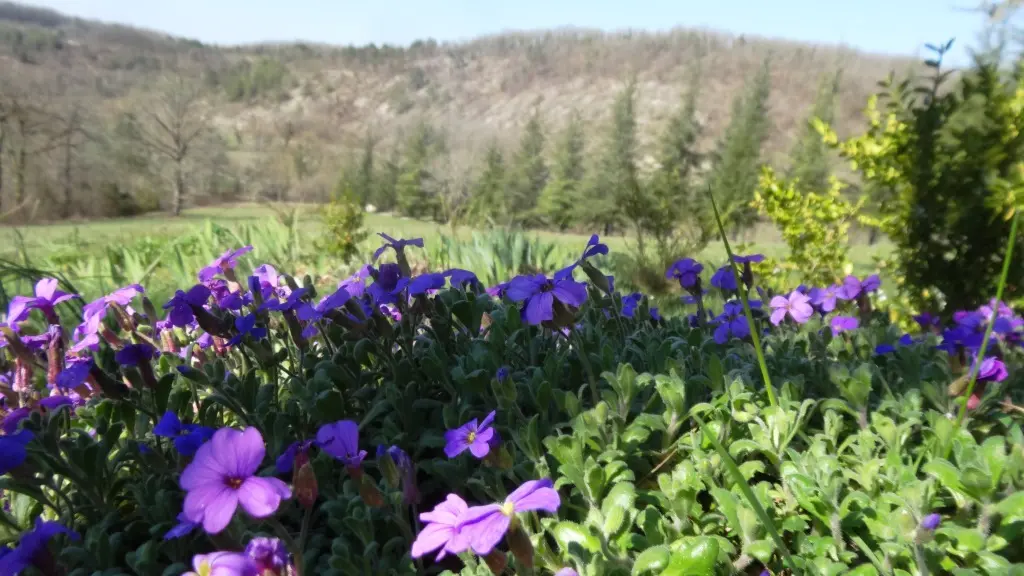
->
[0,1,926,218]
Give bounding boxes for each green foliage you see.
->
[578,82,638,234]
[787,70,841,194]
[537,110,586,230]
[317,178,369,263]
[396,122,443,220]
[468,142,508,223]
[506,110,548,225]
[708,58,773,235]
[752,166,867,288]
[222,57,291,102]
[428,228,575,287]
[819,45,1024,312]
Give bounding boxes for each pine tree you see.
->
[469,141,507,222]
[352,130,376,205]
[373,144,401,212]
[647,70,709,256]
[396,122,440,220]
[708,58,773,235]
[537,110,585,230]
[787,70,841,192]
[507,110,548,225]
[579,80,640,236]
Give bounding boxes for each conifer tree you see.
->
[787,70,841,192]
[708,58,773,235]
[469,141,507,222]
[352,130,376,205]
[579,80,640,236]
[507,110,548,225]
[537,110,585,230]
[396,121,440,220]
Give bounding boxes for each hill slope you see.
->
[0,1,922,218]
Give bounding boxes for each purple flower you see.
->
[496,366,510,382]
[650,307,662,321]
[7,278,79,326]
[921,513,941,531]
[505,274,587,326]
[373,232,424,261]
[554,234,609,280]
[555,570,580,576]
[368,263,410,306]
[1,408,30,435]
[39,395,75,412]
[455,479,561,555]
[666,258,703,289]
[899,333,915,346]
[228,314,267,347]
[837,275,877,301]
[245,537,289,571]
[115,343,158,367]
[875,344,896,355]
[975,356,1008,382]
[409,273,446,296]
[486,281,511,299]
[180,427,292,534]
[183,551,257,576]
[913,312,940,329]
[445,268,479,288]
[164,511,199,540]
[713,301,752,344]
[199,246,254,283]
[339,266,372,298]
[411,494,471,561]
[0,518,80,575]
[621,292,643,318]
[444,411,496,459]
[710,265,738,292]
[809,285,840,313]
[275,439,314,474]
[831,316,859,334]
[770,291,813,325]
[163,285,212,327]
[861,274,881,293]
[56,359,92,390]
[261,287,309,313]
[0,429,32,475]
[316,420,367,468]
[154,411,215,456]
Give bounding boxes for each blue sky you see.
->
[25,0,1010,65]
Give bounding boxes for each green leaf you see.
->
[632,545,671,575]
[601,483,636,538]
[994,492,1024,518]
[551,521,601,554]
[315,390,346,422]
[665,536,719,576]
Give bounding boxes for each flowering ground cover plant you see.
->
[0,230,1022,576]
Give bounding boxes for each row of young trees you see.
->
[337,59,843,265]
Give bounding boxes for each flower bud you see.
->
[100,326,123,347]
[483,550,508,575]
[377,449,401,489]
[293,452,318,509]
[506,523,534,569]
[142,296,159,325]
[358,474,385,508]
[47,329,65,386]
[13,358,32,393]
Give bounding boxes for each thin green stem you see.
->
[707,188,778,408]
[955,211,1018,427]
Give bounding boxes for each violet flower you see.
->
[367,263,409,306]
[455,479,561,555]
[921,513,941,531]
[0,518,80,575]
[0,430,32,475]
[505,274,587,326]
[713,301,752,344]
[372,233,424,262]
[275,439,315,474]
[7,278,79,326]
[409,273,446,296]
[245,537,289,572]
[261,287,308,313]
[55,359,92,391]
[316,420,367,468]
[154,411,215,456]
[445,269,479,288]
[180,427,292,534]
[115,343,158,367]
[831,316,859,334]
[554,234,608,280]
[769,291,813,325]
[410,494,471,561]
[809,285,840,313]
[620,293,643,318]
[163,285,212,327]
[227,314,267,347]
[198,246,254,283]
[183,551,257,576]
[163,511,199,540]
[444,411,496,459]
[666,258,703,289]
[710,265,738,292]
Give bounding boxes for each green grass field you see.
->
[0,204,892,310]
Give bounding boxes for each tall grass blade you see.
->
[955,211,1018,426]
[706,187,778,408]
[692,413,798,573]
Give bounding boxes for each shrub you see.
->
[752,166,869,289]
[0,232,1022,575]
[316,179,368,263]
[818,47,1024,314]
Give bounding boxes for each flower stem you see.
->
[570,329,599,406]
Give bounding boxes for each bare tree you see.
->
[127,74,207,215]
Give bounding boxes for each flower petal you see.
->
[524,292,554,325]
[237,477,289,518]
[462,507,511,555]
[411,523,454,559]
[184,484,238,534]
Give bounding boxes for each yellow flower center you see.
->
[467,431,477,443]
[197,561,212,576]
[225,477,243,489]
[500,501,516,516]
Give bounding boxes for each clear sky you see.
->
[22,0,1012,65]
